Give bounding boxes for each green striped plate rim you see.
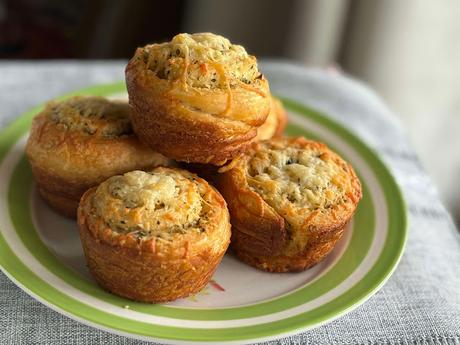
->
[0,82,407,344]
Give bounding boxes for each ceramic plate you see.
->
[0,82,407,344]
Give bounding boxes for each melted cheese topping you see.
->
[91,169,208,240]
[47,96,133,137]
[244,140,357,254]
[142,33,262,88]
[248,144,346,219]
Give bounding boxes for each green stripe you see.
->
[0,83,407,342]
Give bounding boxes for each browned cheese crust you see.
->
[25,96,172,218]
[216,137,362,272]
[77,167,231,302]
[125,33,271,165]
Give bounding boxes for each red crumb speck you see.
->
[210,280,225,292]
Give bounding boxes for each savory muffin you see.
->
[125,32,271,165]
[77,167,231,302]
[255,96,287,141]
[26,96,171,218]
[216,137,362,272]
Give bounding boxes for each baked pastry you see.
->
[181,96,288,184]
[126,32,271,165]
[255,96,287,141]
[77,167,231,302]
[26,96,170,218]
[216,137,362,272]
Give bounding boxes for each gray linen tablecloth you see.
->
[0,61,459,345]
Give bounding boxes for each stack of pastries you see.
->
[26,33,361,303]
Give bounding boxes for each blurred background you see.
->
[1,0,459,226]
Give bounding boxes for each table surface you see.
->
[0,61,459,345]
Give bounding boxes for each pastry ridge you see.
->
[255,96,288,141]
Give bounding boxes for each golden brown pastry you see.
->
[77,167,231,303]
[125,32,271,165]
[26,96,171,218]
[216,137,362,272]
[255,96,288,141]
[181,96,288,183]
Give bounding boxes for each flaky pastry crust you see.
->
[255,96,287,141]
[216,137,362,272]
[26,96,171,218]
[125,33,271,165]
[178,96,288,183]
[77,167,231,302]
